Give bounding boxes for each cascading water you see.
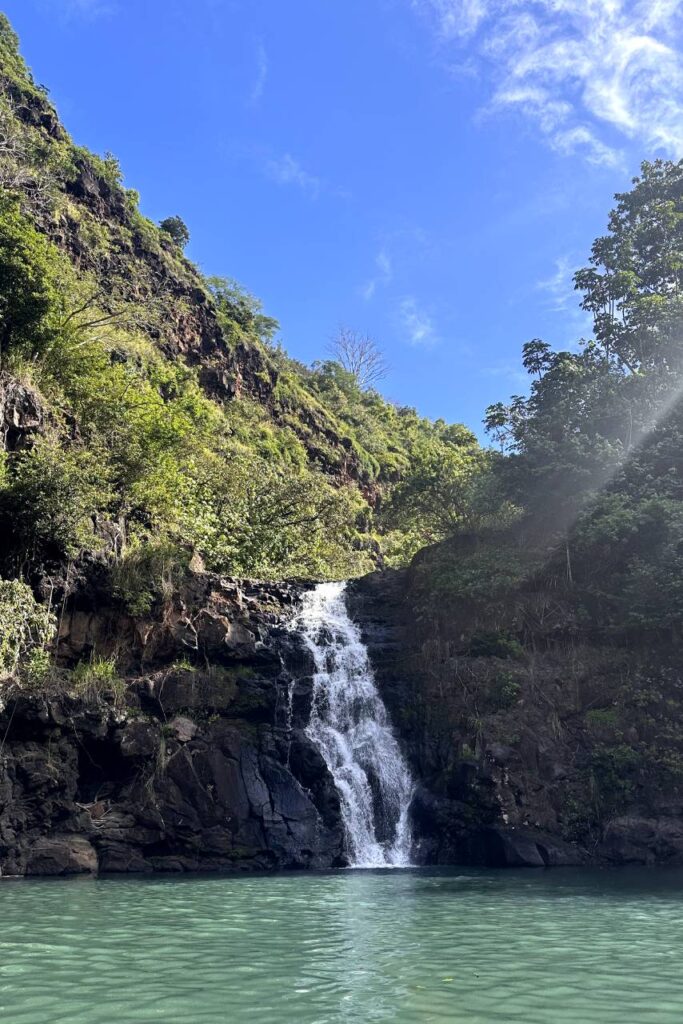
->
[295,581,414,868]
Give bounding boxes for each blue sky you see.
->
[6,1,683,433]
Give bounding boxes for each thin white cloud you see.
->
[412,0,683,163]
[361,249,393,300]
[480,360,528,387]
[416,0,488,37]
[48,0,115,16]
[249,42,268,105]
[265,154,321,197]
[399,296,437,346]
[536,253,593,342]
[536,254,577,312]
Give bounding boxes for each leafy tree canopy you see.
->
[159,215,190,249]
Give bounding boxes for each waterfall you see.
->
[295,581,414,868]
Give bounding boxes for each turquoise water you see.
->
[2,868,683,1023]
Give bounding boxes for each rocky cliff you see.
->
[348,567,683,869]
[5,561,683,876]
[0,574,345,877]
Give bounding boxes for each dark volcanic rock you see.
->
[25,835,99,876]
[347,569,683,868]
[0,576,344,877]
[7,557,680,876]
[464,827,584,868]
[0,373,45,452]
[601,816,683,865]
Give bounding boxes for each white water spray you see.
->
[295,581,414,868]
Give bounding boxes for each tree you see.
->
[383,436,497,543]
[522,339,552,379]
[574,159,683,374]
[327,327,388,389]
[207,276,279,344]
[481,159,683,561]
[0,196,59,361]
[159,216,190,249]
[484,402,512,453]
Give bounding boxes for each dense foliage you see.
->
[403,159,683,838]
[0,578,55,683]
[0,15,481,614]
[478,159,683,636]
[407,159,683,639]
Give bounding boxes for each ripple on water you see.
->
[2,867,683,1023]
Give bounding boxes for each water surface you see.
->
[2,867,683,1023]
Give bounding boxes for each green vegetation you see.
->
[71,654,125,705]
[0,578,55,682]
[0,15,483,610]
[403,158,683,830]
[159,215,189,249]
[412,159,683,640]
[2,7,683,836]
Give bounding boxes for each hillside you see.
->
[0,13,481,612]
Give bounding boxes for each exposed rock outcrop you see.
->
[347,569,683,868]
[6,562,683,875]
[0,372,45,451]
[0,575,345,877]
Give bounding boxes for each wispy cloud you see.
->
[399,296,437,346]
[420,0,488,38]
[249,42,268,105]
[361,249,393,300]
[536,252,592,342]
[242,145,347,200]
[536,254,577,312]
[265,154,321,197]
[480,359,528,388]
[412,0,683,165]
[49,0,116,17]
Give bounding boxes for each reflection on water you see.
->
[2,867,683,1022]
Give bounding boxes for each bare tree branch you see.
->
[327,326,388,389]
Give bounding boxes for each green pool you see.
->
[2,867,683,1022]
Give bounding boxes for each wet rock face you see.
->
[600,816,683,865]
[0,579,345,877]
[347,571,683,869]
[57,573,308,672]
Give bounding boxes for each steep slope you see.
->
[0,14,484,877]
[0,13,481,593]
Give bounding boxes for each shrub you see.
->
[0,197,60,362]
[467,630,524,660]
[0,435,109,574]
[207,276,279,345]
[159,216,189,249]
[110,537,189,616]
[590,743,643,811]
[492,671,522,708]
[71,655,125,704]
[0,578,55,681]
